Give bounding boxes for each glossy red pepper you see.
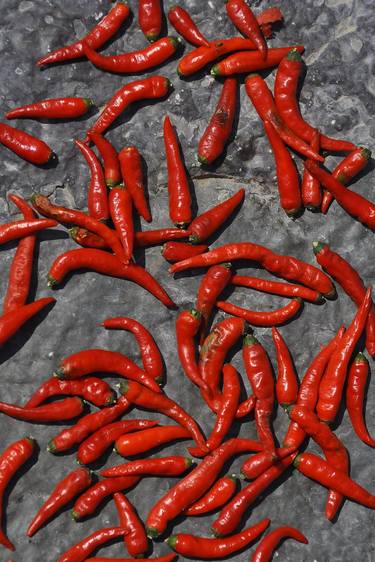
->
[6,97,93,120]
[272,327,299,408]
[226,0,267,59]
[302,129,322,211]
[176,308,209,392]
[235,394,256,418]
[69,226,113,249]
[139,0,162,42]
[57,527,127,562]
[162,241,208,262]
[241,446,296,480]
[0,218,57,245]
[115,425,191,457]
[231,274,323,303]
[168,6,209,47]
[346,353,375,447]
[184,475,238,516]
[0,123,56,165]
[101,455,193,478]
[88,133,122,188]
[250,526,308,562]
[70,227,190,249]
[113,492,148,558]
[0,396,83,423]
[109,185,134,262]
[25,376,115,408]
[85,556,176,562]
[119,146,152,222]
[75,140,109,222]
[217,297,302,326]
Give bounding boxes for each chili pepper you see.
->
[87,76,171,138]
[176,308,209,392]
[346,353,375,447]
[189,188,245,244]
[57,527,127,562]
[217,297,302,326]
[25,377,115,409]
[88,133,122,188]
[272,327,298,408]
[47,249,175,308]
[256,7,284,29]
[101,455,193,478]
[302,129,321,211]
[83,37,179,73]
[317,288,372,423]
[136,227,189,247]
[0,396,83,423]
[169,242,335,298]
[119,380,208,453]
[115,425,191,457]
[145,438,263,537]
[263,118,301,216]
[0,218,57,246]
[0,297,55,347]
[85,556,176,562]
[184,475,238,516]
[102,317,163,382]
[313,241,375,357]
[245,74,324,162]
[119,146,152,222]
[3,194,36,314]
[37,2,130,67]
[109,185,134,262]
[321,147,371,214]
[114,492,148,558]
[27,467,92,537]
[6,97,93,120]
[164,115,192,228]
[235,394,256,418]
[162,241,208,262]
[274,49,356,153]
[0,123,56,165]
[77,419,159,465]
[226,0,267,60]
[251,526,308,562]
[75,140,109,222]
[0,437,35,550]
[47,396,129,453]
[168,6,209,47]
[232,274,323,303]
[241,447,296,480]
[139,0,162,41]
[198,78,238,165]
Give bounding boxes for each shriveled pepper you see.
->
[216,297,302,326]
[25,377,115,408]
[184,475,238,516]
[109,184,134,262]
[0,396,83,423]
[302,129,322,211]
[113,492,148,558]
[346,353,375,447]
[250,526,308,562]
[241,447,296,480]
[101,455,193,478]
[57,527,127,562]
[231,274,323,303]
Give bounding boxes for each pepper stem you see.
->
[165,535,178,549]
[312,240,326,255]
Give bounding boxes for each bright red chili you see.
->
[75,139,109,222]
[235,394,256,418]
[139,0,162,41]
[256,7,284,31]
[69,226,112,249]
[0,297,55,347]
[88,133,122,188]
[184,475,238,516]
[119,146,152,222]
[85,556,176,562]
[135,227,190,246]
[6,97,93,120]
[101,455,193,478]
[0,123,56,165]
[226,0,267,59]
[113,492,148,558]
[168,6,209,47]
[0,396,83,423]
[241,446,296,480]
[250,526,308,562]
[57,527,127,562]
[346,353,375,447]
[231,274,323,303]
[115,425,191,457]
[302,129,322,211]
[25,377,115,408]
[109,185,134,262]
[162,241,208,262]
[0,218,57,246]
[272,327,299,408]
[176,308,209,392]
[217,297,302,326]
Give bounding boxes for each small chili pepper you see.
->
[0,123,56,165]
[226,0,267,60]
[0,396,83,423]
[0,218,57,246]
[119,146,152,222]
[162,241,208,262]
[27,467,92,537]
[37,2,130,67]
[115,425,191,457]
[77,419,159,465]
[101,455,193,478]
[313,241,375,357]
[6,97,93,120]
[164,115,192,228]
[75,140,109,222]
[256,6,284,29]
[88,133,122,188]
[231,275,323,304]
[184,475,238,516]
[235,394,256,418]
[168,6,209,47]
[189,188,245,244]
[241,447,296,480]
[272,327,299,408]
[346,353,375,447]
[0,437,35,550]
[217,297,302,326]
[139,0,162,41]
[250,526,308,562]
[87,76,171,138]
[136,227,190,247]
[25,377,115,408]
[85,556,176,562]
[57,527,127,562]
[274,49,356,153]
[302,129,322,211]
[114,492,148,558]
[145,438,263,538]
[109,185,134,262]
[198,78,238,165]
[69,227,111,249]
[176,308,209,392]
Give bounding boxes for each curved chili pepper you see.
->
[231,274,323,303]
[256,7,284,29]
[75,140,109,222]
[25,377,115,408]
[168,6,209,47]
[0,218,57,245]
[115,425,191,457]
[119,146,152,222]
[272,327,298,408]
[27,467,92,537]
[85,556,176,562]
[101,455,193,478]
[145,438,263,538]
[226,0,267,59]
[139,0,162,42]
[184,475,238,516]
[235,394,256,418]
[77,419,159,465]
[176,308,209,392]
[0,396,83,423]
[0,123,56,165]
[136,227,189,246]
[69,227,111,249]
[0,437,35,550]
[114,492,148,557]
[6,97,93,120]
[274,49,356,153]
[57,527,127,562]
[164,115,192,228]
[302,129,321,211]
[109,185,134,262]
[251,526,308,562]
[189,188,245,244]
[162,241,208,262]
[37,2,130,67]
[217,297,302,326]
[198,78,237,165]
[87,75,171,138]
[346,353,375,447]
[88,133,122,188]
[0,297,55,347]
[241,446,296,480]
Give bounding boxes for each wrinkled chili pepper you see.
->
[70,226,189,249]
[88,133,122,188]
[226,0,267,59]
[346,353,375,447]
[302,129,322,211]
[101,455,193,478]
[113,492,148,558]
[176,308,209,392]
[85,556,176,562]
[119,146,152,222]
[69,227,113,249]
[109,185,134,262]
[251,526,308,562]
[241,446,296,480]
[57,527,127,562]
[139,0,162,41]
[272,327,299,408]
[217,297,302,326]
[231,274,323,303]
[115,425,191,457]
[75,139,109,222]
[235,394,256,418]
[0,218,57,246]
[0,123,56,165]
[6,97,93,120]
[168,5,209,47]
[25,376,115,408]
[162,241,208,262]
[184,475,238,516]
[0,396,83,423]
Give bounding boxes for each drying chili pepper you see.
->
[251,526,308,562]
[85,557,176,562]
[102,316,163,382]
[168,6,209,47]
[101,455,193,478]
[198,78,237,165]
[256,6,284,29]
[87,76,171,138]
[302,129,321,211]
[346,353,375,447]
[37,2,130,67]
[189,188,245,244]
[27,467,92,537]
[0,396,83,423]
[0,123,56,165]
[313,241,375,357]
[176,308,209,392]
[272,327,298,408]
[226,0,267,60]
[47,248,175,308]
[263,118,301,217]
[235,394,256,418]
[145,438,263,538]
[88,133,122,188]
[231,274,323,304]
[0,297,55,347]
[184,475,238,516]
[114,492,148,558]
[241,447,296,480]
[0,218,57,246]
[47,396,129,454]
[115,425,191,457]
[109,185,134,262]
[119,146,152,222]
[136,227,189,247]
[274,49,356,153]
[77,419,159,465]
[25,377,115,408]
[139,0,162,41]
[162,241,208,262]
[164,115,192,228]
[75,140,109,222]
[6,97,93,120]
[69,227,111,249]
[57,527,127,562]
[0,437,35,551]
[217,297,302,326]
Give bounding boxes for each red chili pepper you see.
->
[85,556,176,562]
[75,140,109,222]
[251,526,308,562]
[69,227,112,249]
[0,437,35,550]
[77,419,159,465]
[87,75,171,138]
[115,425,192,457]
[263,118,301,217]
[164,115,192,228]
[139,0,162,41]
[198,78,238,165]
[226,0,267,60]
[256,7,284,29]
[176,308,209,392]
[231,274,323,303]
[274,49,356,153]
[0,296,55,347]
[313,241,375,357]
[119,146,152,222]
[0,396,83,423]
[135,227,189,247]
[57,527,127,562]
[27,467,92,537]
[0,123,56,165]
[101,455,193,478]
[162,241,208,262]
[37,2,130,67]
[102,316,163,382]
[113,492,148,558]
[241,446,296,480]
[346,353,375,447]
[217,297,302,326]
[189,188,245,244]
[25,377,115,408]
[6,97,93,120]
[302,129,322,211]
[88,133,122,188]
[109,185,134,262]
[47,248,175,308]
[235,394,256,418]
[184,475,238,516]
[0,218,57,245]
[168,6,209,47]
[272,327,299,408]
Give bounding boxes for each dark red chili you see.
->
[0,218,57,245]
[0,396,83,423]
[168,6,209,47]
[85,556,176,562]
[231,274,323,303]
[0,123,56,165]
[272,327,299,408]
[114,492,148,558]
[88,133,122,188]
[109,185,134,262]
[241,446,296,480]
[101,455,193,478]
[115,425,191,457]
[217,297,302,326]
[302,129,322,211]
[25,377,115,408]
[184,475,238,516]
[176,308,209,392]
[162,241,208,262]
[6,97,93,120]
[0,296,55,347]
[226,0,267,60]
[346,353,375,447]
[139,0,162,42]
[119,146,152,222]
[251,526,308,562]
[57,527,127,562]
[135,227,190,247]
[75,140,109,222]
